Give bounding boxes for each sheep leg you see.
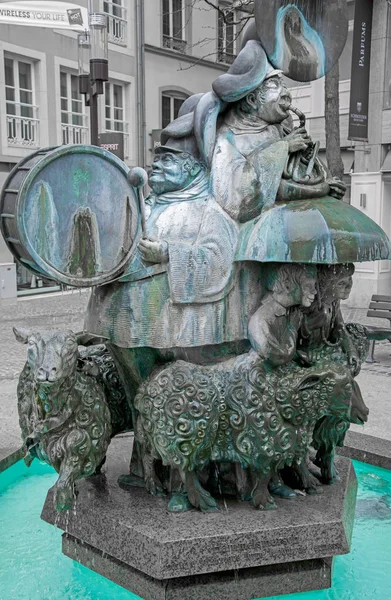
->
[54,457,81,511]
[93,454,107,475]
[251,472,277,510]
[314,448,339,484]
[142,453,165,497]
[181,470,219,512]
[292,460,323,494]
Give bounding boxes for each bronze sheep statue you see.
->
[14,328,129,511]
[135,351,369,512]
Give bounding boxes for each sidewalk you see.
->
[1,294,391,470]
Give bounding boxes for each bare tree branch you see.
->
[203,0,252,25]
[232,0,254,13]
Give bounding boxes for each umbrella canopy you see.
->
[235,196,391,264]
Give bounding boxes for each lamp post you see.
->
[78,10,108,146]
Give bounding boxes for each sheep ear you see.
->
[297,375,321,391]
[75,331,106,346]
[13,327,31,344]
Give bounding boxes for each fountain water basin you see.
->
[1,451,390,600]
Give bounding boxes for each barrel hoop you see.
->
[4,188,19,194]
[1,213,15,218]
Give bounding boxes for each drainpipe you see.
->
[135,0,146,168]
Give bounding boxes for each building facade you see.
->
[286,0,391,306]
[0,0,234,297]
[1,0,391,306]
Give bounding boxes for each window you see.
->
[60,71,88,145]
[218,4,236,64]
[105,82,125,131]
[103,0,127,46]
[162,0,187,52]
[161,91,188,129]
[104,81,129,157]
[4,56,39,147]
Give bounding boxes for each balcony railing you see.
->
[217,50,236,65]
[103,1,127,46]
[6,103,40,148]
[61,122,89,145]
[162,35,187,53]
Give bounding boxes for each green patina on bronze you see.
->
[72,167,92,201]
[66,207,101,278]
[5,3,391,523]
[236,196,391,264]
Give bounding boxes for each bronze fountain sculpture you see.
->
[1,1,391,597]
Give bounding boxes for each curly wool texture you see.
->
[39,374,112,479]
[135,352,352,477]
[17,331,113,510]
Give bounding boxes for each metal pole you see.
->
[135,0,146,167]
[90,89,99,146]
[88,0,99,147]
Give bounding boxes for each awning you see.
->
[381,150,391,172]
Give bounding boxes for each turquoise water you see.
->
[0,460,390,600]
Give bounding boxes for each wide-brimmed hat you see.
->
[212,40,281,103]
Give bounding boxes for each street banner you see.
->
[348,0,374,142]
[0,1,88,32]
[99,132,125,161]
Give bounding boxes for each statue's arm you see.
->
[213,136,288,221]
[334,306,361,374]
[248,308,299,366]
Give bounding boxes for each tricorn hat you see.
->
[155,135,203,163]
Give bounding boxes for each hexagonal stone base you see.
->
[41,436,357,599]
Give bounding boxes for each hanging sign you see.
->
[348,0,374,142]
[99,132,125,161]
[0,1,88,32]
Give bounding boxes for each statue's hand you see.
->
[327,177,346,200]
[285,127,311,153]
[296,349,314,367]
[138,237,169,264]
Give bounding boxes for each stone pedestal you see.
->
[41,436,357,600]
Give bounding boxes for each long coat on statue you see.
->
[212,110,289,223]
[84,173,257,349]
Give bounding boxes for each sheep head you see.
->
[14,328,78,418]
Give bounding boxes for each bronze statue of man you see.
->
[84,135,251,480]
[85,135,243,353]
[211,69,311,221]
[160,40,346,223]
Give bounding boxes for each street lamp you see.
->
[78,11,108,146]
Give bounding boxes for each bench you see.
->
[366,295,391,362]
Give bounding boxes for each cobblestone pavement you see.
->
[0,290,89,380]
[1,295,391,465]
[0,291,89,462]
